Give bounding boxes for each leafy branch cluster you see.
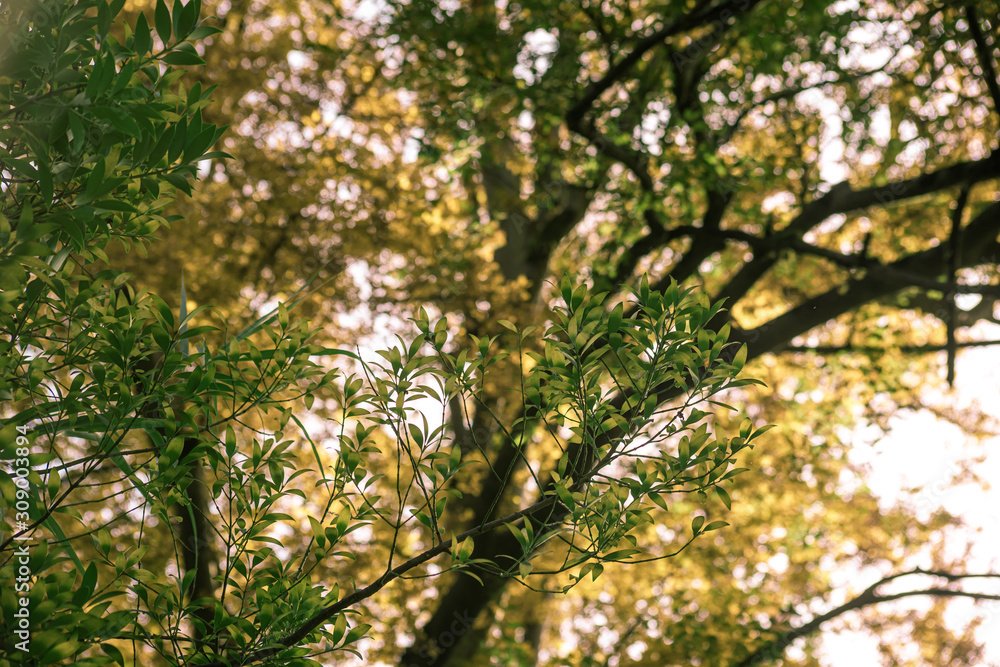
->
[0,2,767,665]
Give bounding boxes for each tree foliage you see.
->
[2,2,771,666]
[5,0,1000,666]
[140,0,1000,664]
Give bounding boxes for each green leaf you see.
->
[72,562,99,606]
[133,11,152,53]
[732,343,747,371]
[308,516,326,547]
[155,0,172,41]
[715,485,732,510]
[506,523,529,550]
[456,535,474,560]
[101,643,126,666]
[602,549,640,561]
[97,0,112,36]
[13,242,54,257]
[177,325,218,339]
[82,159,107,204]
[186,24,222,41]
[649,492,668,512]
[182,126,220,162]
[344,622,372,646]
[174,0,199,38]
[110,59,137,95]
[37,161,54,204]
[162,170,194,192]
[40,640,80,664]
[96,528,112,557]
[163,48,206,66]
[167,118,188,162]
[608,302,623,334]
[408,422,424,448]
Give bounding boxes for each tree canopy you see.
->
[4,0,1000,665]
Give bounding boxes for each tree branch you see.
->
[965,4,1000,119]
[946,187,969,385]
[788,151,1000,234]
[201,494,564,667]
[904,290,1000,329]
[708,152,1000,309]
[736,568,1000,667]
[732,200,1000,357]
[680,222,1000,297]
[785,339,1000,355]
[565,0,764,129]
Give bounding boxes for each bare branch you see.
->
[946,187,969,385]
[565,0,764,128]
[785,339,1000,355]
[789,154,1000,234]
[966,4,1000,119]
[732,200,1000,357]
[737,568,1000,667]
[708,152,1000,308]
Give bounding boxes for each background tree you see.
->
[119,0,1000,664]
[139,0,1000,664]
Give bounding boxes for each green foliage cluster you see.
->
[0,0,321,663]
[7,0,999,664]
[0,2,767,665]
[0,0,225,305]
